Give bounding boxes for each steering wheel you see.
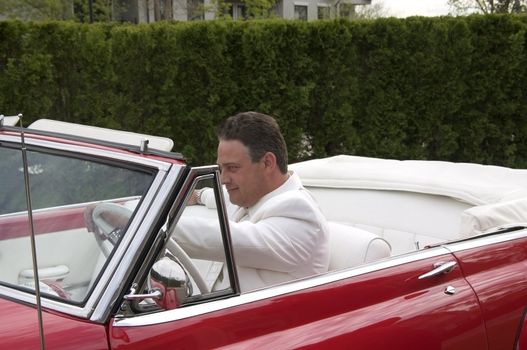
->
[90,202,211,295]
[91,202,133,256]
[166,237,210,294]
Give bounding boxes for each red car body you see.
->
[0,117,526,349]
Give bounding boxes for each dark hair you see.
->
[217,111,288,174]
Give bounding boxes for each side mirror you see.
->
[123,257,191,310]
[149,256,192,310]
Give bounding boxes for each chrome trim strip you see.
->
[0,284,87,313]
[90,164,186,322]
[212,169,241,294]
[114,246,452,327]
[0,134,171,171]
[444,227,527,253]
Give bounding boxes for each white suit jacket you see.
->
[175,172,330,292]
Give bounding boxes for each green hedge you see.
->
[1,15,526,167]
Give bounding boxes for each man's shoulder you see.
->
[260,186,320,212]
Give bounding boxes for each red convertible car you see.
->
[1,114,527,349]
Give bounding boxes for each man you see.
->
[176,111,330,292]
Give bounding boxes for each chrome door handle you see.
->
[123,289,162,301]
[418,261,457,280]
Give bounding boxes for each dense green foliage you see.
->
[1,15,526,167]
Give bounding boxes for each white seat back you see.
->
[311,187,471,255]
[328,221,391,270]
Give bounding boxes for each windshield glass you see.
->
[0,145,155,304]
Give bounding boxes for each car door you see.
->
[109,250,487,349]
[108,167,487,349]
[448,229,527,349]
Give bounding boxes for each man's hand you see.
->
[188,189,206,206]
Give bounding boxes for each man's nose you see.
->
[219,171,229,184]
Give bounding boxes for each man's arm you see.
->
[174,195,329,273]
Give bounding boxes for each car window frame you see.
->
[0,134,175,320]
[115,166,241,319]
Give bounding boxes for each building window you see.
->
[155,0,174,20]
[187,0,204,20]
[294,5,308,20]
[339,3,354,18]
[317,5,330,19]
[232,3,247,20]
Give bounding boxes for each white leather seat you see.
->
[328,221,391,270]
[306,187,471,255]
[291,155,527,256]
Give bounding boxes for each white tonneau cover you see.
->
[291,155,527,238]
[290,155,527,206]
[29,119,174,152]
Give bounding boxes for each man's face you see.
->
[217,139,267,208]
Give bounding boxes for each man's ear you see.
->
[262,152,277,170]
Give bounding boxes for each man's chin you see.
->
[227,191,241,206]
[229,199,241,206]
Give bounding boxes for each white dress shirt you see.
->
[174,171,330,292]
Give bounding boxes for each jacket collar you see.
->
[246,171,301,218]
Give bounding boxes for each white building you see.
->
[116,0,371,22]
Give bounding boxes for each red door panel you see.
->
[453,236,527,350]
[110,252,486,349]
[0,297,108,350]
[517,309,527,349]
